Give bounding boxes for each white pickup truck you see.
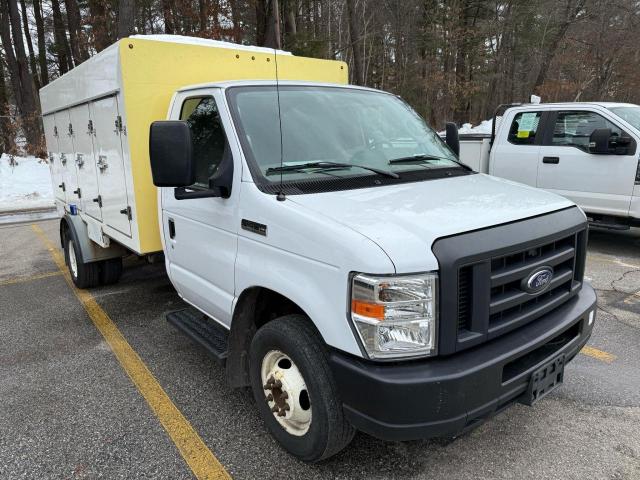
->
[452,102,640,230]
[41,36,597,462]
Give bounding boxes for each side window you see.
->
[180,96,228,188]
[507,112,542,145]
[551,111,622,152]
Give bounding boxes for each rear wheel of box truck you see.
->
[64,237,100,289]
[249,315,355,462]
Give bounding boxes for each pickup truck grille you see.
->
[432,207,588,355]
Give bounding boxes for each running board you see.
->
[166,308,229,363]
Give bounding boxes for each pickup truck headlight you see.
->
[350,272,437,359]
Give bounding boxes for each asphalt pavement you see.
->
[0,219,638,479]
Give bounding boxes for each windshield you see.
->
[226,86,465,193]
[608,106,640,131]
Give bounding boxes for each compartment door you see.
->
[69,104,102,220]
[42,115,64,202]
[90,95,132,236]
[54,110,78,206]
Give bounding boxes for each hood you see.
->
[289,173,576,273]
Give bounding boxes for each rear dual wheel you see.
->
[64,235,123,288]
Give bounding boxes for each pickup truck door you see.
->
[536,109,637,217]
[489,110,545,187]
[160,90,240,327]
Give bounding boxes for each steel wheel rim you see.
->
[261,350,312,436]
[68,240,78,279]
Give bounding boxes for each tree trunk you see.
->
[51,0,73,73]
[32,0,48,86]
[198,0,207,33]
[0,55,15,155]
[88,0,113,52]
[263,0,281,49]
[162,0,174,34]
[229,0,242,43]
[346,0,363,85]
[533,0,586,94]
[20,0,40,90]
[116,0,135,39]
[64,0,89,64]
[1,0,43,150]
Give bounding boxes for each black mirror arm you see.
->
[174,187,219,200]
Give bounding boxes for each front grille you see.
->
[457,230,586,341]
[432,207,588,355]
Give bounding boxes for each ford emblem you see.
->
[522,266,554,294]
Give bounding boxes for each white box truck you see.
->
[41,35,597,462]
[450,102,640,230]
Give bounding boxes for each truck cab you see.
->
[459,102,640,229]
[150,80,597,461]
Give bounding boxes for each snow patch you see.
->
[0,154,54,213]
[458,119,493,134]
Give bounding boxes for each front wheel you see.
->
[249,315,355,462]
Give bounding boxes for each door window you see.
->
[180,96,228,188]
[507,112,542,145]
[551,111,622,152]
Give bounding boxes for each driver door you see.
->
[161,89,241,327]
[536,110,638,217]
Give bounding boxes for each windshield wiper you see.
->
[388,154,452,164]
[265,161,399,178]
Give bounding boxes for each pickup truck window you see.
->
[507,112,541,145]
[179,96,228,188]
[226,85,468,194]
[551,111,621,152]
[608,106,640,131]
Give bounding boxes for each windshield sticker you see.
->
[517,130,530,138]
[518,112,538,132]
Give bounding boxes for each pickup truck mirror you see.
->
[149,121,195,187]
[588,128,612,154]
[445,122,460,156]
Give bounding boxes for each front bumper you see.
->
[329,282,596,441]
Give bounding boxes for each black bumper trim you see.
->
[329,282,596,441]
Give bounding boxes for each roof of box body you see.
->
[129,34,292,55]
[176,80,374,93]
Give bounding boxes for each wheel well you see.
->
[226,287,308,388]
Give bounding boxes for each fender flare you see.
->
[60,215,127,264]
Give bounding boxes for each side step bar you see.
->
[166,308,229,363]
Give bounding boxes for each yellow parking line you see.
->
[31,224,231,480]
[0,270,62,286]
[581,346,616,363]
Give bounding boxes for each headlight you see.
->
[350,272,437,359]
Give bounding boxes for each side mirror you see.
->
[149,121,195,187]
[445,122,460,156]
[588,128,612,154]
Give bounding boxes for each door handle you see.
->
[542,156,560,164]
[168,219,175,239]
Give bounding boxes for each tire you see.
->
[249,314,355,462]
[64,236,100,289]
[99,257,123,285]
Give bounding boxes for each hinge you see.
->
[60,153,67,165]
[73,188,82,198]
[92,195,103,208]
[68,123,73,136]
[119,206,132,220]
[87,119,94,135]
[53,126,58,137]
[97,155,108,171]
[114,115,125,135]
[76,153,84,167]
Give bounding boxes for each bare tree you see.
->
[64,0,89,64]
[32,0,48,85]
[117,0,135,39]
